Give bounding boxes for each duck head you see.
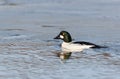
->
[54,31,72,42]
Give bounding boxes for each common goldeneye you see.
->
[54,31,107,52]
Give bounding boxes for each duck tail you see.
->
[91,45,108,49]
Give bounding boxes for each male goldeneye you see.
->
[54,31,107,52]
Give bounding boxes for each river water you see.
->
[0,0,120,79]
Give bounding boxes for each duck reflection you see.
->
[57,52,72,60]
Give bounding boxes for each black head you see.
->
[54,31,72,42]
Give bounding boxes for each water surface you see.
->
[0,0,120,79]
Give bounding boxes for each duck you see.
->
[54,31,107,52]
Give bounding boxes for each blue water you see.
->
[0,0,120,79]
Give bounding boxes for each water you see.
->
[0,0,120,79]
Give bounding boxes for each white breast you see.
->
[61,42,93,52]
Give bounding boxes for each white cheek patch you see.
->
[60,35,64,39]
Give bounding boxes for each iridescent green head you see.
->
[54,31,72,42]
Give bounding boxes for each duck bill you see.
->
[54,35,60,39]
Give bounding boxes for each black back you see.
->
[73,41,106,48]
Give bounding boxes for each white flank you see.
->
[61,42,93,52]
